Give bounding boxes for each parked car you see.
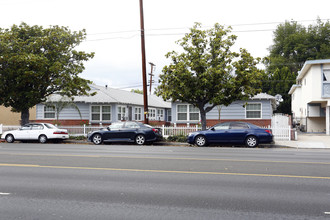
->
[88,121,162,145]
[1,123,69,143]
[187,121,273,147]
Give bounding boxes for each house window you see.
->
[134,107,142,121]
[189,105,199,120]
[44,106,55,119]
[157,109,164,121]
[91,105,111,121]
[118,106,127,121]
[167,109,172,122]
[246,103,262,119]
[177,104,200,121]
[177,105,187,120]
[102,106,111,121]
[149,108,156,120]
[323,69,330,81]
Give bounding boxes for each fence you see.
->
[262,125,292,141]
[161,124,202,138]
[161,125,292,141]
[0,124,292,141]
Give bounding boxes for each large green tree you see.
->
[0,23,95,125]
[263,19,330,114]
[156,23,263,130]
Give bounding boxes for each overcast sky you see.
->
[1,0,329,91]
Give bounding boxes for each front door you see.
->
[128,106,132,121]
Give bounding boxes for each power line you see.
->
[85,18,330,42]
[86,18,330,37]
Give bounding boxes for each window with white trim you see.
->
[91,105,111,121]
[149,108,156,120]
[167,109,172,122]
[157,109,164,120]
[44,106,55,119]
[246,103,261,119]
[323,69,330,81]
[189,105,199,120]
[118,106,127,121]
[102,106,111,121]
[134,107,142,121]
[177,104,200,121]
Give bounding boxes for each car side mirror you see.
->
[211,127,215,131]
[107,127,111,131]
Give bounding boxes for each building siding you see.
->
[172,100,273,124]
[36,103,169,125]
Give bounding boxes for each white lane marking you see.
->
[324,212,330,215]
[0,192,10,195]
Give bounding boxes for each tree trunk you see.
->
[200,108,207,130]
[21,109,30,126]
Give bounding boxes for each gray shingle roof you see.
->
[47,84,171,108]
[251,93,275,100]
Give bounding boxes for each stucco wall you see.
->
[0,106,36,125]
[307,117,326,132]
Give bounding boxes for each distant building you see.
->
[289,59,330,135]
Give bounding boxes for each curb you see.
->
[62,140,289,148]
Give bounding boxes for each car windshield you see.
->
[124,122,141,129]
[44,123,57,129]
[212,123,230,130]
[230,122,250,129]
[21,124,32,130]
[109,122,124,129]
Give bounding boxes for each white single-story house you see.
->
[288,59,330,135]
[35,84,171,126]
[171,93,277,127]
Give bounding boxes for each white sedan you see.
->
[1,123,69,143]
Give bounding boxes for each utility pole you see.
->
[139,0,149,124]
[148,62,155,95]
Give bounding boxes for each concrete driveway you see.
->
[276,133,330,149]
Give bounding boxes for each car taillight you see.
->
[54,131,68,135]
[265,129,272,134]
[152,128,159,133]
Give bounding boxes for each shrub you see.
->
[69,135,86,140]
[167,135,187,142]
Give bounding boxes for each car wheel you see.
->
[92,134,103,145]
[5,134,15,143]
[245,136,258,148]
[38,135,48,143]
[195,135,207,147]
[135,134,145,145]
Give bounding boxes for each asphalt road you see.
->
[0,143,330,220]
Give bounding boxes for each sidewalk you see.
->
[275,133,330,149]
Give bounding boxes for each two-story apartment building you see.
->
[289,59,330,135]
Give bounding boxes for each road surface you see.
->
[0,143,330,219]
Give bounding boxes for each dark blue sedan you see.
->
[88,121,162,145]
[187,122,273,147]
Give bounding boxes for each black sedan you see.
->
[88,121,162,145]
[187,121,273,147]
